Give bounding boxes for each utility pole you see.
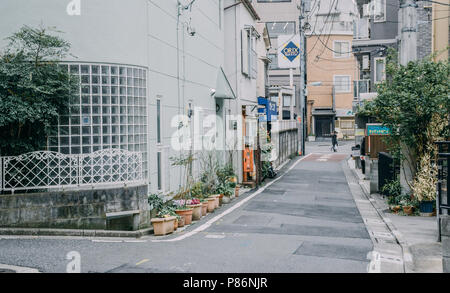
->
[299,1,307,156]
[398,0,418,194]
[399,0,418,65]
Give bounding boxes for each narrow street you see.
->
[0,142,374,273]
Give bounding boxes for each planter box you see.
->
[201,202,208,216]
[187,204,203,221]
[206,198,216,212]
[175,209,194,225]
[222,196,231,204]
[151,216,176,236]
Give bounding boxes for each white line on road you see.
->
[151,153,314,243]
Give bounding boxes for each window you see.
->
[334,75,351,93]
[49,63,148,178]
[282,94,295,107]
[265,21,296,39]
[157,151,162,191]
[268,54,280,70]
[242,28,258,79]
[333,41,350,58]
[156,98,162,144]
[374,57,386,83]
[374,0,386,22]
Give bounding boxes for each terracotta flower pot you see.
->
[174,218,178,231]
[219,194,224,206]
[235,186,240,198]
[207,197,216,212]
[391,205,401,213]
[175,208,194,225]
[187,204,203,221]
[178,216,185,227]
[201,201,208,216]
[210,195,220,208]
[151,216,176,236]
[403,206,414,215]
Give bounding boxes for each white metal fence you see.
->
[0,149,144,193]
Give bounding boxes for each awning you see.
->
[312,109,335,116]
[213,67,236,100]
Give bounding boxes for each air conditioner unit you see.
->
[363,2,375,17]
[362,55,370,70]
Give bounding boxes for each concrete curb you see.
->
[348,159,414,273]
[0,227,153,238]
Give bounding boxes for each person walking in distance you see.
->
[331,131,338,152]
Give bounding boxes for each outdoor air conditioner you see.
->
[363,2,375,17]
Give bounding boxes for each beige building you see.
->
[432,1,450,62]
[305,0,358,140]
[306,34,358,140]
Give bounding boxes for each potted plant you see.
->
[221,186,233,204]
[149,194,177,236]
[381,180,402,213]
[189,182,206,220]
[235,184,240,198]
[187,198,202,221]
[173,200,194,225]
[411,154,438,216]
[150,205,177,236]
[170,153,196,225]
[399,195,414,216]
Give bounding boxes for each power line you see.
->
[419,0,450,6]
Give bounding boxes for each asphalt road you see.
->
[0,141,373,273]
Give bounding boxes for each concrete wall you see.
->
[0,185,149,230]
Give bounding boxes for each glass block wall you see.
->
[49,63,148,179]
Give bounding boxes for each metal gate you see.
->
[437,141,449,240]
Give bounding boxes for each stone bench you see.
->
[106,210,140,231]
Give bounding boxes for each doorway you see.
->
[315,116,334,137]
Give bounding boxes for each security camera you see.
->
[210,88,216,96]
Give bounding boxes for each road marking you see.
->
[205,234,226,239]
[151,153,314,243]
[135,259,149,266]
[91,239,147,243]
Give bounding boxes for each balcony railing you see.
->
[354,80,370,98]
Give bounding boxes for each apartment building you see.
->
[223,0,271,185]
[305,0,359,140]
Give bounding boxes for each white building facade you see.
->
[0,0,228,194]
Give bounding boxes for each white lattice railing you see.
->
[0,149,144,193]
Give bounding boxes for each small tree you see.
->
[364,51,449,198]
[0,25,78,156]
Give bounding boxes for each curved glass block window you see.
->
[50,63,148,179]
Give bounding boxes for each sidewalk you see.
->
[348,159,443,273]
